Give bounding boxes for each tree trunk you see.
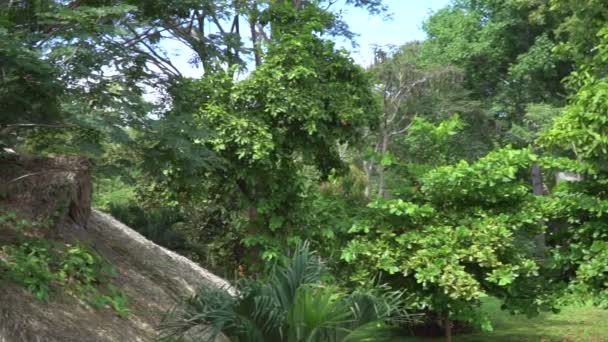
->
[248,3,262,68]
[244,185,263,271]
[236,178,262,274]
[363,160,374,198]
[377,132,389,198]
[363,138,382,199]
[292,0,303,9]
[531,163,545,196]
[530,163,546,258]
[444,316,452,342]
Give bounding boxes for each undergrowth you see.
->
[0,208,130,317]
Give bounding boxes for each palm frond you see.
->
[349,286,408,325]
[158,241,412,342]
[158,284,240,342]
[287,285,352,342]
[270,241,327,313]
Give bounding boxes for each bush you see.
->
[159,242,414,342]
[108,204,189,252]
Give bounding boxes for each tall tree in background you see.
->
[362,42,490,199]
[422,0,571,126]
[115,0,388,76]
[0,0,387,152]
[419,0,578,258]
[134,0,382,269]
[540,0,608,305]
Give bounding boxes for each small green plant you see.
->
[1,241,55,300]
[58,245,130,315]
[0,210,129,316]
[59,245,114,285]
[90,285,131,318]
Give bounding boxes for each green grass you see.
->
[399,298,608,342]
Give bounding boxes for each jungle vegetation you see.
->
[2,0,608,341]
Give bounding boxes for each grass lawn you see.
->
[398,298,608,342]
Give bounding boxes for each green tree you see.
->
[422,0,570,126]
[0,1,152,154]
[138,1,380,270]
[342,119,566,339]
[361,42,491,200]
[363,43,462,198]
[539,0,608,306]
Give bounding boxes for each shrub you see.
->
[159,242,414,342]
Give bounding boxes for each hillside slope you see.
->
[0,154,231,341]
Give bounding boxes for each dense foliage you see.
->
[3,0,608,340]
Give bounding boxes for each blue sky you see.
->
[165,0,451,77]
[336,0,451,66]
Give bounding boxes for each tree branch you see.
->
[125,24,183,78]
[1,123,77,137]
[390,114,417,136]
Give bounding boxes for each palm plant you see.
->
[159,242,412,342]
